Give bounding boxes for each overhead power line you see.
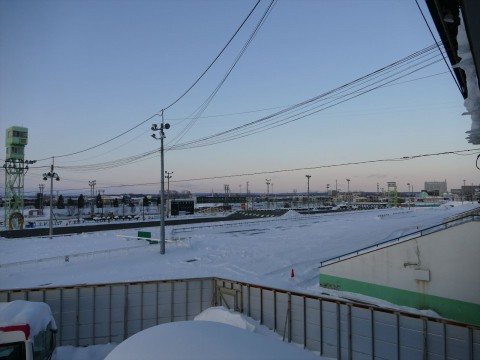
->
[36,43,447,173]
[169,0,278,146]
[20,148,480,195]
[168,44,445,150]
[167,148,480,183]
[35,0,264,164]
[163,0,262,112]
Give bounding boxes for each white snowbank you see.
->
[0,300,57,340]
[281,209,301,218]
[104,320,322,360]
[194,306,257,332]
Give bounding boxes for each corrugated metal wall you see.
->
[215,279,480,360]
[1,278,479,359]
[0,279,213,347]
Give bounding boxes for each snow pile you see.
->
[103,320,322,360]
[0,300,57,340]
[281,209,301,218]
[194,306,256,332]
[456,12,480,144]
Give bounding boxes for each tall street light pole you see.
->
[246,181,249,210]
[265,179,271,209]
[306,175,311,212]
[407,183,411,209]
[39,184,45,215]
[43,158,60,239]
[151,111,170,255]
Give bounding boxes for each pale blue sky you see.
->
[1,0,478,196]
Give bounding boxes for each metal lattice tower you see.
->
[387,181,398,208]
[3,126,34,229]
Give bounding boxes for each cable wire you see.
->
[28,44,446,172]
[162,0,262,112]
[19,148,479,194]
[169,0,278,146]
[168,44,444,150]
[35,1,262,163]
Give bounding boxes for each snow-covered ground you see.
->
[2,203,477,292]
[1,202,478,359]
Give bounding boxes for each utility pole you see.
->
[98,189,104,217]
[224,184,230,211]
[407,183,411,209]
[246,181,249,210]
[39,184,45,215]
[165,171,173,217]
[326,184,330,206]
[151,111,170,255]
[271,183,274,209]
[265,179,271,209]
[43,158,60,239]
[306,175,311,213]
[472,182,474,203]
[88,180,96,215]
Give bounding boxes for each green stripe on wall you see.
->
[319,273,480,326]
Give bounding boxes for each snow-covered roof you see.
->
[0,300,57,340]
[456,13,480,144]
[425,0,480,144]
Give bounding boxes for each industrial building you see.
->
[319,209,480,325]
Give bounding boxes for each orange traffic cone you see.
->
[291,269,295,278]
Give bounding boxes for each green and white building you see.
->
[319,210,480,326]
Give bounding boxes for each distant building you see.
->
[424,180,447,196]
[451,185,480,202]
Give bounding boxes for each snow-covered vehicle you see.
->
[0,301,57,360]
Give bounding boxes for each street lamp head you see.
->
[151,134,157,139]
[55,176,60,181]
[151,124,158,131]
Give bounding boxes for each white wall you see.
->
[321,221,480,304]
